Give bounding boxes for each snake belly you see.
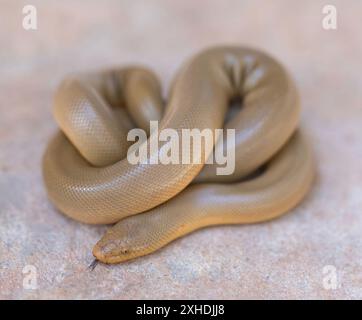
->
[42,46,315,264]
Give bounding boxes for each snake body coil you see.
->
[43,46,314,264]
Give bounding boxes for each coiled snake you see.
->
[43,46,314,264]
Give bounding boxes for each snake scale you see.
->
[43,46,314,264]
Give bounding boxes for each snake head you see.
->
[92,213,163,264]
[92,242,129,264]
[92,233,136,264]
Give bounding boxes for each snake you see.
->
[42,46,315,264]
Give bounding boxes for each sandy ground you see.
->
[0,0,361,299]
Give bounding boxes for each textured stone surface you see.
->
[0,0,361,299]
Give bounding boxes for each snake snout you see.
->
[92,240,133,264]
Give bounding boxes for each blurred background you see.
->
[0,0,361,299]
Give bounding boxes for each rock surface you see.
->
[0,0,361,299]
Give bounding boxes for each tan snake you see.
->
[43,46,315,264]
